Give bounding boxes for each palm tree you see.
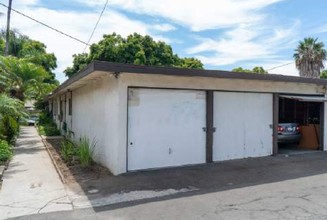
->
[0,93,26,118]
[294,37,327,78]
[0,56,50,100]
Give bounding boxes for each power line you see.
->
[83,0,109,53]
[266,62,294,71]
[0,2,90,46]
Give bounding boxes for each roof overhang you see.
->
[47,61,327,100]
[280,95,327,102]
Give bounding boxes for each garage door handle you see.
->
[202,127,216,132]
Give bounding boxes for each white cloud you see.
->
[95,0,283,31]
[152,23,176,32]
[12,0,39,6]
[265,60,298,76]
[187,21,300,66]
[313,24,327,34]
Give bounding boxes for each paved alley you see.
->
[0,126,72,219]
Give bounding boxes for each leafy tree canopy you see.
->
[65,33,204,77]
[232,66,267,74]
[0,30,58,84]
[321,70,327,79]
[0,93,27,119]
[0,56,56,100]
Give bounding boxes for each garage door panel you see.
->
[213,92,273,161]
[128,88,206,171]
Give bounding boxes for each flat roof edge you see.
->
[48,61,327,99]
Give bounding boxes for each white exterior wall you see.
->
[67,74,121,174]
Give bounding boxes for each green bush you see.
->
[0,140,12,165]
[38,112,53,125]
[37,111,60,136]
[1,116,19,144]
[38,124,60,136]
[60,139,76,163]
[77,136,96,167]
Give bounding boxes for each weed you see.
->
[0,140,12,165]
[60,139,76,163]
[77,136,96,167]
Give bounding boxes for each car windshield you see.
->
[30,116,38,120]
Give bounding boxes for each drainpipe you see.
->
[70,90,73,138]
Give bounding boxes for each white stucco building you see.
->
[48,61,327,175]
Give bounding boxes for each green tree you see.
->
[294,37,327,78]
[0,93,27,143]
[179,57,203,69]
[232,66,267,74]
[321,70,327,79]
[65,33,203,77]
[0,30,58,84]
[0,93,26,118]
[0,29,29,57]
[0,56,55,100]
[64,53,89,78]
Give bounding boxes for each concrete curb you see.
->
[40,135,67,184]
[0,165,5,187]
[0,160,10,190]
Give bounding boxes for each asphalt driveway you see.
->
[10,151,327,219]
[4,130,327,219]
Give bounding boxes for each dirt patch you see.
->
[43,138,111,184]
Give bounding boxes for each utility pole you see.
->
[5,0,13,56]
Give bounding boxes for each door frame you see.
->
[274,93,325,154]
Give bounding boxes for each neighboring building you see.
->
[48,61,327,175]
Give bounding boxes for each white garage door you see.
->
[213,92,273,161]
[128,88,206,171]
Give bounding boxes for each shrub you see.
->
[1,116,19,144]
[38,112,53,125]
[38,124,61,136]
[60,139,76,163]
[37,111,60,136]
[0,140,12,165]
[77,136,96,167]
[44,124,60,136]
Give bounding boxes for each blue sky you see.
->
[1,0,327,82]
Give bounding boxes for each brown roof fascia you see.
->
[49,60,327,98]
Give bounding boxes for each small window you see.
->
[60,101,64,121]
[69,98,72,115]
[53,101,58,115]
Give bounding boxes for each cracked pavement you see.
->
[9,172,327,220]
[4,126,327,219]
[0,127,73,219]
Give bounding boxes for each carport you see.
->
[275,95,327,154]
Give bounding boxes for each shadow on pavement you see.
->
[71,151,327,213]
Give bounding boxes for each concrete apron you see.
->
[0,126,187,219]
[0,126,72,219]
